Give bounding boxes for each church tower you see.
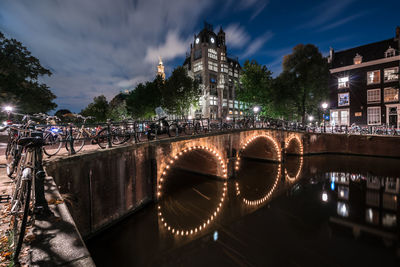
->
[157,56,165,80]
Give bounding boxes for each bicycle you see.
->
[10,130,47,262]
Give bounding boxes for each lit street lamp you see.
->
[3,106,13,121]
[253,106,260,114]
[308,115,314,122]
[321,102,329,133]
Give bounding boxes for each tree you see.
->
[126,77,162,119]
[162,67,200,116]
[0,31,57,114]
[107,92,129,121]
[277,44,329,123]
[80,95,109,122]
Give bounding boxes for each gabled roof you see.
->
[331,38,399,68]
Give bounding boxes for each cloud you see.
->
[239,0,269,20]
[0,0,213,112]
[316,11,368,32]
[297,0,356,29]
[144,31,189,64]
[241,31,274,59]
[225,23,251,49]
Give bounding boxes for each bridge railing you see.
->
[3,115,400,158]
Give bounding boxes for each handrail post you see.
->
[175,119,179,137]
[68,124,76,155]
[107,119,112,148]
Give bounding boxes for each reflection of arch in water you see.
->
[285,156,304,182]
[285,134,303,155]
[157,181,227,237]
[157,145,228,237]
[235,164,281,206]
[236,134,282,169]
[157,145,227,198]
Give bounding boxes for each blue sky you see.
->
[0,0,399,112]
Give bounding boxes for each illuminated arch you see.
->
[235,164,281,206]
[285,156,304,182]
[237,134,282,164]
[157,145,228,237]
[285,134,303,155]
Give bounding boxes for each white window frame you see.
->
[338,92,350,107]
[367,106,381,125]
[208,48,217,60]
[384,87,399,103]
[385,47,396,58]
[193,62,203,72]
[330,109,350,126]
[208,61,218,72]
[338,76,349,89]
[367,89,380,104]
[367,70,380,85]
[384,67,399,82]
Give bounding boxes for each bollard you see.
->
[68,124,76,155]
[106,120,112,148]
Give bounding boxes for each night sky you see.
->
[0,0,399,112]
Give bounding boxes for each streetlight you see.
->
[3,106,13,121]
[308,115,314,122]
[321,102,329,133]
[253,106,260,114]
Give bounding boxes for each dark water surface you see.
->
[86,155,400,267]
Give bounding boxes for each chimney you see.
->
[396,26,400,40]
[328,47,334,64]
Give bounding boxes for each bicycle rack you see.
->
[0,194,11,203]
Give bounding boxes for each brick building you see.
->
[183,22,248,119]
[328,26,400,128]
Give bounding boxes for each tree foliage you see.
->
[126,67,200,119]
[0,31,57,113]
[80,95,109,122]
[276,44,329,122]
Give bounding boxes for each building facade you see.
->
[183,22,247,119]
[328,27,400,128]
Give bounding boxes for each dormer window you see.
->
[385,46,396,58]
[353,53,362,64]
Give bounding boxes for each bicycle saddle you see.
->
[18,136,45,147]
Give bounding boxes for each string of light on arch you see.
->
[235,164,281,206]
[285,156,303,182]
[234,134,282,206]
[157,145,228,237]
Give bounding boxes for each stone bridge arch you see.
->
[284,134,303,155]
[237,133,282,163]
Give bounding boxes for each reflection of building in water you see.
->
[327,172,399,239]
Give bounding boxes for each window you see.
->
[194,49,202,60]
[384,87,399,102]
[367,89,380,103]
[208,49,217,60]
[209,74,217,84]
[385,47,396,58]
[367,107,381,125]
[340,110,349,125]
[228,69,233,76]
[193,62,203,72]
[367,70,380,84]
[234,70,239,78]
[338,93,349,106]
[220,63,228,73]
[331,111,339,125]
[195,74,202,84]
[221,52,226,61]
[223,99,227,107]
[338,76,349,88]
[353,53,362,64]
[384,67,399,82]
[209,96,218,106]
[208,61,218,72]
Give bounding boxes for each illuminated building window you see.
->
[367,89,380,103]
[353,53,362,64]
[338,76,349,88]
[384,67,399,82]
[367,70,380,84]
[208,61,218,72]
[193,62,203,72]
[338,186,349,200]
[337,202,349,217]
[385,177,399,193]
[367,106,381,125]
[220,63,228,73]
[338,93,350,106]
[220,52,226,61]
[365,208,379,225]
[208,49,217,60]
[384,87,399,102]
[382,213,397,227]
[385,47,396,58]
[383,193,397,210]
[209,96,218,106]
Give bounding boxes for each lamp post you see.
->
[3,106,13,122]
[321,102,328,133]
[253,106,260,128]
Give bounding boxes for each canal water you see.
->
[86,155,400,266]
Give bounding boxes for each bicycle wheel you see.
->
[66,131,87,153]
[183,123,194,135]
[6,142,17,177]
[95,128,109,149]
[43,133,63,157]
[11,168,32,262]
